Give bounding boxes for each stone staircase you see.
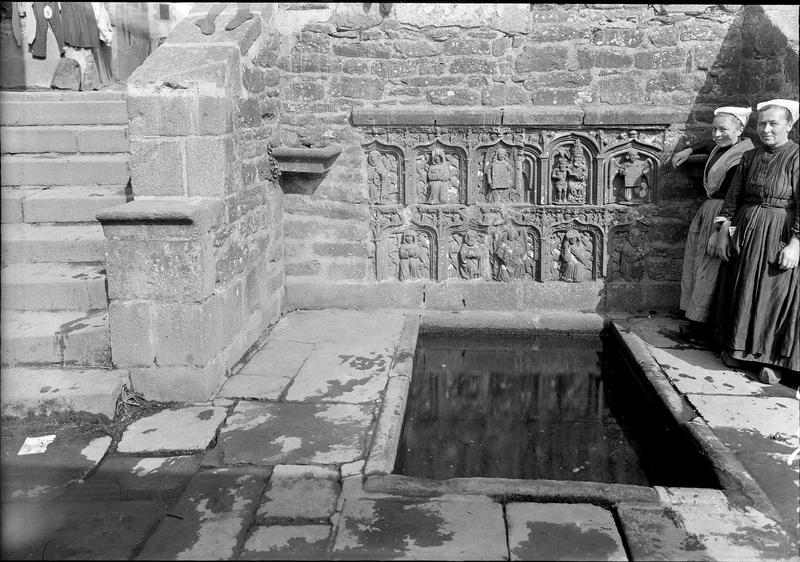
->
[0,90,131,418]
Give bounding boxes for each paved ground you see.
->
[1,309,798,560]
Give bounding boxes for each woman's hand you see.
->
[714,224,731,261]
[671,148,692,168]
[706,230,719,258]
[778,238,800,270]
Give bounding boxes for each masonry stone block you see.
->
[242,67,266,94]
[393,40,443,58]
[186,136,236,197]
[529,23,592,42]
[596,74,647,104]
[525,70,592,89]
[594,28,643,47]
[371,60,418,80]
[530,89,581,105]
[577,47,633,69]
[427,88,482,106]
[326,261,367,280]
[129,357,227,402]
[330,76,384,100]
[516,46,569,72]
[634,48,691,70]
[129,139,184,197]
[332,42,390,59]
[105,235,216,302]
[449,58,496,75]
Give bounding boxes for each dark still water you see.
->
[394,331,719,487]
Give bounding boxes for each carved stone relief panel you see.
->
[363,141,404,205]
[547,223,602,283]
[489,224,540,282]
[413,141,467,205]
[602,140,660,205]
[608,221,651,282]
[476,142,524,204]
[413,205,468,280]
[448,228,492,280]
[388,229,433,282]
[545,134,599,206]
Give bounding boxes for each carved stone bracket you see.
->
[272,145,342,195]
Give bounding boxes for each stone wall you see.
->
[255,3,771,312]
[99,4,284,401]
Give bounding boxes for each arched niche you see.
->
[386,228,434,282]
[522,146,543,205]
[543,133,601,206]
[474,140,525,205]
[546,221,604,282]
[608,220,651,283]
[362,140,405,205]
[411,139,468,205]
[601,140,661,205]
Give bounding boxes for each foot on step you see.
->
[225,3,254,31]
[195,3,226,35]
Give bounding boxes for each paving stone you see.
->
[1,499,164,560]
[1,430,111,502]
[685,395,799,453]
[217,373,290,400]
[116,405,228,454]
[240,339,314,377]
[342,460,365,477]
[614,315,689,349]
[268,309,406,354]
[617,500,797,561]
[507,503,627,561]
[332,496,507,560]
[654,486,729,507]
[136,466,270,560]
[241,525,332,560]
[649,347,764,395]
[218,401,374,465]
[62,454,202,502]
[736,452,800,542]
[257,467,341,523]
[285,348,391,403]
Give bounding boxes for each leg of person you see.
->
[196,3,226,35]
[225,3,254,31]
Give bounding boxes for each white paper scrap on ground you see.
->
[18,434,57,455]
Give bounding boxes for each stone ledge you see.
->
[583,106,690,126]
[97,198,225,232]
[352,108,436,127]
[503,107,585,126]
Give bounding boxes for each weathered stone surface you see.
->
[394,4,530,34]
[516,46,569,72]
[0,367,125,419]
[241,525,332,560]
[333,496,507,559]
[427,88,482,106]
[218,401,374,465]
[186,136,236,197]
[1,430,111,502]
[617,501,797,561]
[217,374,290,400]
[648,347,766,396]
[1,500,164,561]
[137,467,270,560]
[70,455,202,502]
[129,138,183,196]
[686,395,799,453]
[330,76,383,99]
[507,503,627,561]
[257,464,340,523]
[269,309,406,354]
[285,348,390,403]
[116,406,228,454]
[364,375,409,476]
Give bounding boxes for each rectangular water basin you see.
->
[393,329,719,488]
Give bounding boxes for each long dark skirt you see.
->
[716,204,799,372]
[61,2,99,49]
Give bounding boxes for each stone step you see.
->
[0,154,130,186]
[0,99,128,126]
[0,309,110,367]
[20,186,129,223]
[0,223,106,264]
[0,124,129,154]
[1,263,107,311]
[0,89,125,103]
[0,365,126,419]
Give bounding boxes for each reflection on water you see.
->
[394,332,718,487]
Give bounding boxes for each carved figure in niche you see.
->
[398,232,424,281]
[552,149,570,204]
[568,144,587,204]
[367,149,398,204]
[426,148,451,204]
[459,230,486,280]
[485,148,514,203]
[492,226,528,282]
[560,229,592,283]
[611,227,648,282]
[616,149,649,203]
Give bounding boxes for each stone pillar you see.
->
[99,4,284,401]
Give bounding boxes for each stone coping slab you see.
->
[96,197,225,231]
[241,525,332,560]
[332,496,507,560]
[352,105,689,127]
[507,503,627,561]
